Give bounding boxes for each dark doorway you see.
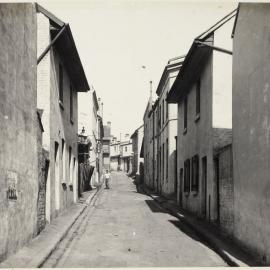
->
[179,168,183,207]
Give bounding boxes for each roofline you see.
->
[231,4,240,38]
[36,3,64,27]
[168,9,237,104]
[64,24,90,91]
[131,124,144,138]
[93,90,99,110]
[156,57,184,96]
[196,8,237,40]
[37,3,90,92]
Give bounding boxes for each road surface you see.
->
[42,172,227,267]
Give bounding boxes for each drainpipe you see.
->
[37,24,67,65]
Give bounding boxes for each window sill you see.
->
[183,128,187,135]
[195,114,200,123]
[191,190,199,196]
[59,100,64,110]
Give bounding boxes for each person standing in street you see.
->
[104,170,111,189]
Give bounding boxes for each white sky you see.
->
[38,0,237,138]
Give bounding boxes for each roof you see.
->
[167,8,237,104]
[231,4,240,38]
[131,124,144,139]
[156,56,185,96]
[93,90,99,110]
[36,3,89,92]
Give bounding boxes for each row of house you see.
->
[141,3,270,265]
[110,134,133,173]
[0,3,104,263]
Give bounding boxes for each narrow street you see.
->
[42,172,227,267]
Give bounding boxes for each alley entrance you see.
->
[42,172,227,267]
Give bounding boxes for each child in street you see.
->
[104,170,110,189]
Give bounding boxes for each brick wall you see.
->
[217,144,234,235]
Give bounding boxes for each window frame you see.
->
[70,83,74,124]
[166,138,169,179]
[183,96,188,134]
[184,159,190,193]
[191,155,199,192]
[195,79,201,122]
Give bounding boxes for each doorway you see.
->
[214,157,220,225]
[201,156,207,218]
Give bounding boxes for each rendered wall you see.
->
[0,3,38,261]
[232,3,270,264]
[177,54,216,220]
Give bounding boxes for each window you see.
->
[162,143,165,180]
[62,139,66,184]
[184,96,187,132]
[59,64,63,105]
[69,146,72,184]
[166,138,169,179]
[159,105,161,128]
[70,84,73,123]
[125,146,127,152]
[191,155,199,192]
[162,100,165,125]
[55,141,60,210]
[156,110,158,133]
[159,146,162,176]
[196,79,200,119]
[184,159,190,192]
[166,93,169,120]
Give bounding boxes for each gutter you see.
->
[37,24,67,65]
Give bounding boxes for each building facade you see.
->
[0,3,39,261]
[102,122,111,171]
[110,137,121,171]
[120,135,133,173]
[143,96,154,189]
[232,3,270,264]
[37,5,89,223]
[167,15,234,227]
[131,125,144,183]
[155,57,183,197]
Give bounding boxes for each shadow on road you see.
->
[168,220,202,242]
[144,200,168,213]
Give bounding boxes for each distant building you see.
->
[167,14,234,227]
[143,83,155,189]
[120,134,133,173]
[110,137,121,171]
[131,125,144,183]
[231,3,270,264]
[155,57,183,197]
[102,122,111,171]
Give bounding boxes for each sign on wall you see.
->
[7,171,18,201]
